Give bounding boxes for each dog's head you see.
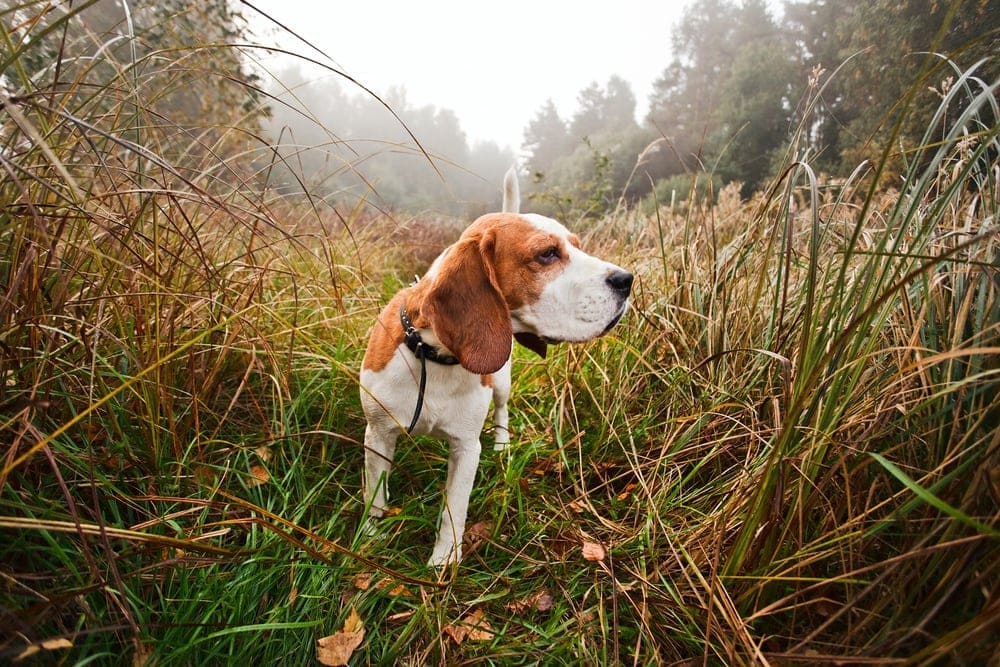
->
[421,212,632,374]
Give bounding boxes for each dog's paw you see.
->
[492,428,510,451]
[360,515,383,537]
[428,543,461,568]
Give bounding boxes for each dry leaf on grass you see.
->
[582,540,606,562]
[616,482,638,501]
[463,520,493,554]
[529,590,554,612]
[387,610,415,623]
[443,608,495,644]
[351,572,410,597]
[507,589,554,614]
[374,577,412,597]
[567,499,587,513]
[16,637,73,661]
[317,607,365,666]
[352,572,372,591]
[247,464,269,487]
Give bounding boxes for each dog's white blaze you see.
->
[510,214,629,342]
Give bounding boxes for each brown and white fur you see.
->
[359,168,633,566]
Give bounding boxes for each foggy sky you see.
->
[245,0,695,151]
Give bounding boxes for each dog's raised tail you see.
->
[502,166,520,214]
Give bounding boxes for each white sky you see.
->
[244,0,695,153]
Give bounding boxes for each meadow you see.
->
[1,7,998,665]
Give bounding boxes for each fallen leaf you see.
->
[616,482,638,501]
[464,521,493,554]
[567,499,587,513]
[443,608,494,644]
[582,540,606,562]
[531,590,554,612]
[16,637,73,660]
[317,607,365,666]
[374,578,412,597]
[508,589,554,615]
[342,607,364,633]
[353,572,372,591]
[387,583,411,597]
[468,625,494,641]
[248,465,269,487]
[442,623,467,644]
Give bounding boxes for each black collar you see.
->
[399,303,459,434]
[399,304,460,365]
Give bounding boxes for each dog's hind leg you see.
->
[362,423,398,526]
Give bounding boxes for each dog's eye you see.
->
[536,247,560,265]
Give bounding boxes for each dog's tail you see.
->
[502,166,520,214]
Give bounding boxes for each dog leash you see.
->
[399,303,459,433]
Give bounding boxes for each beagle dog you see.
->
[359,169,633,566]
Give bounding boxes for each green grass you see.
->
[2,4,998,665]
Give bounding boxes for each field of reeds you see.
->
[1,3,998,665]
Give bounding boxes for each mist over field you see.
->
[256,0,996,219]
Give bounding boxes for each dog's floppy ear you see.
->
[423,231,512,374]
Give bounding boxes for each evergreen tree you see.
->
[784,0,998,174]
[837,0,997,171]
[782,0,865,172]
[4,0,268,166]
[646,0,787,187]
[522,99,571,177]
[712,3,796,193]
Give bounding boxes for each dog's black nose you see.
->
[607,269,634,295]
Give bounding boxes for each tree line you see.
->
[263,0,995,217]
[523,0,997,217]
[2,0,269,190]
[263,69,514,218]
[4,0,995,217]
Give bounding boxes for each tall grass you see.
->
[2,3,998,665]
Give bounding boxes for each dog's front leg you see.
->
[428,437,482,566]
[492,360,512,451]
